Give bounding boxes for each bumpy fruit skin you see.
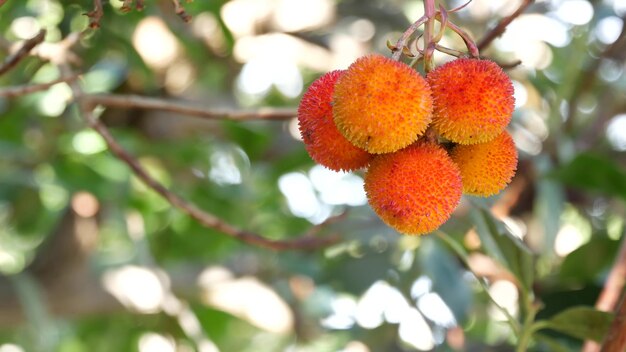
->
[427,58,515,145]
[333,54,433,154]
[450,131,518,196]
[364,142,462,235]
[298,70,373,172]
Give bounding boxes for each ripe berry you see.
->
[427,58,515,145]
[333,54,433,154]
[298,70,373,172]
[450,131,518,196]
[364,142,462,235]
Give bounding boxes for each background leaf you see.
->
[545,306,614,342]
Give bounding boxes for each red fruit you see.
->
[298,70,373,171]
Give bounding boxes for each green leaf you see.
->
[545,306,614,342]
[419,237,472,322]
[534,155,565,256]
[560,236,618,283]
[549,153,626,201]
[471,206,534,291]
[534,334,576,352]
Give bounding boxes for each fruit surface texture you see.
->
[364,142,462,235]
[298,70,373,171]
[451,131,518,196]
[427,58,514,145]
[333,54,433,154]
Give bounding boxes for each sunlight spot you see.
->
[273,0,334,32]
[340,341,370,352]
[103,265,166,313]
[607,215,624,241]
[200,276,294,333]
[0,345,24,352]
[10,16,40,39]
[349,19,376,42]
[417,292,457,328]
[165,60,196,94]
[221,0,273,38]
[138,333,175,352]
[595,16,624,45]
[0,251,24,275]
[40,183,69,211]
[37,83,72,117]
[488,280,519,321]
[553,0,594,25]
[355,281,411,329]
[501,216,527,240]
[554,224,586,257]
[237,57,303,99]
[71,192,99,218]
[398,308,435,351]
[309,165,367,206]
[599,59,623,82]
[512,81,528,109]
[72,130,107,155]
[615,0,626,15]
[321,295,357,329]
[288,117,302,141]
[512,125,543,155]
[192,13,227,56]
[279,172,330,224]
[410,276,432,299]
[606,114,626,151]
[497,14,570,49]
[133,17,179,70]
[209,149,245,186]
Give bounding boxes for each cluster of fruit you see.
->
[297,54,517,235]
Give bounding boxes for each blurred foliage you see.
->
[1,0,626,351]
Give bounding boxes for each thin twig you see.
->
[0,75,80,98]
[84,0,104,29]
[595,235,626,313]
[0,29,46,76]
[83,94,297,121]
[60,65,338,251]
[445,21,479,58]
[601,293,626,352]
[172,0,192,22]
[582,234,626,352]
[120,0,133,13]
[477,0,534,51]
[0,0,8,8]
[390,15,428,61]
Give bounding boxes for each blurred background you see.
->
[1,0,626,351]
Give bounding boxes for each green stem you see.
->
[516,295,542,352]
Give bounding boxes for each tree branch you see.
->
[0,0,8,8]
[0,29,46,76]
[0,75,79,98]
[83,93,297,121]
[581,233,626,351]
[171,0,192,22]
[60,66,338,251]
[601,292,626,352]
[84,0,104,29]
[477,0,534,51]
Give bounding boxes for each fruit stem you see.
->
[422,0,437,72]
[445,21,480,58]
[390,15,428,61]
